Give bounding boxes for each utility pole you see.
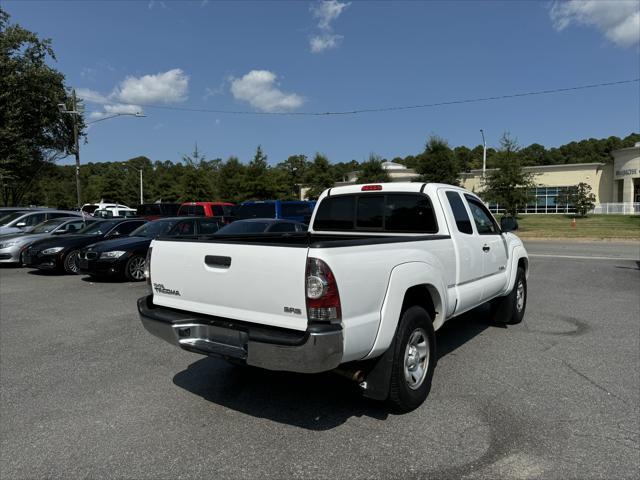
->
[72,89,81,209]
[139,169,144,204]
[480,129,487,179]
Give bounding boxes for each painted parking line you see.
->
[528,253,639,261]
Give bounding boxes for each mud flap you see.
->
[361,341,397,401]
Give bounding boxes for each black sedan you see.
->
[79,216,222,281]
[23,218,147,274]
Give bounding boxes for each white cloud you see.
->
[550,0,640,47]
[230,70,304,112]
[311,0,350,30]
[89,103,143,120]
[114,69,189,104]
[310,33,343,53]
[76,88,108,104]
[79,68,188,119]
[148,0,167,10]
[309,1,350,53]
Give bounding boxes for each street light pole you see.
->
[139,169,144,204]
[59,96,146,210]
[480,129,487,179]
[71,90,82,209]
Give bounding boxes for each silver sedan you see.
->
[0,217,95,264]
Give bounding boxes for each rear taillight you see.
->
[306,257,341,322]
[144,247,152,287]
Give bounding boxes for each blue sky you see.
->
[5,0,640,166]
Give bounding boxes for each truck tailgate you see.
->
[150,239,309,331]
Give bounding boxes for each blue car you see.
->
[233,200,316,223]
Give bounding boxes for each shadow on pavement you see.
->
[26,268,65,276]
[173,305,495,431]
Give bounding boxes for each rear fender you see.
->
[363,261,446,360]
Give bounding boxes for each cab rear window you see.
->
[313,193,438,233]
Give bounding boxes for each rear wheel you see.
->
[124,254,146,281]
[387,306,436,413]
[63,250,81,274]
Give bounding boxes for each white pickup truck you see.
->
[139,183,528,411]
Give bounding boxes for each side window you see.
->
[212,206,223,216]
[385,194,438,232]
[445,191,473,234]
[170,220,195,235]
[296,223,308,232]
[197,219,220,235]
[112,221,143,236]
[26,213,47,226]
[65,220,86,232]
[268,222,297,233]
[465,196,499,235]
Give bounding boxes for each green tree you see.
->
[245,145,275,199]
[415,136,459,185]
[179,144,215,201]
[305,154,335,199]
[568,182,596,217]
[277,154,309,199]
[357,155,391,183]
[0,8,82,206]
[482,133,537,216]
[217,156,246,202]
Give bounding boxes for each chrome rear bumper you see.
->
[138,296,343,374]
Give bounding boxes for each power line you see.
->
[122,78,639,117]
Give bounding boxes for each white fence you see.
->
[591,203,640,215]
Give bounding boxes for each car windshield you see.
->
[31,218,68,233]
[0,212,26,225]
[77,221,115,236]
[216,221,271,234]
[129,219,179,238]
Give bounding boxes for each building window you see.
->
[486,186,577,214]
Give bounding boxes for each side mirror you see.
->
[500,216,518,232]
[16,221,27,228]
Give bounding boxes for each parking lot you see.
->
[1,240,638,479]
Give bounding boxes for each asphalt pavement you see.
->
[1,240,638,479]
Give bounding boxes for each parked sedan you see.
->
[78,217,185,281]
[0,209,81,236]
[215,218,307,234]
[23,218,147,274]
[0,217,96,265]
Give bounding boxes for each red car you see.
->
[177,202,235,223]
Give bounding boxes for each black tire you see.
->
[63,250,81,274]
[387,306,436,413]
[491,267,527,325]
[124,254,146,281]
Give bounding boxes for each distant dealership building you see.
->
[333,144,640,214]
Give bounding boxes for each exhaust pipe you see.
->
[333,367,366,383]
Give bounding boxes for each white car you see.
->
[138,183,529,411]
[93,207,137,218]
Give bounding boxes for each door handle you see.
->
[205,255,231,268]
[482,245,490,252]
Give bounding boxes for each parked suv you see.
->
[233,200,315,223]
[177,202,235,224]
[136,203,180,220]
